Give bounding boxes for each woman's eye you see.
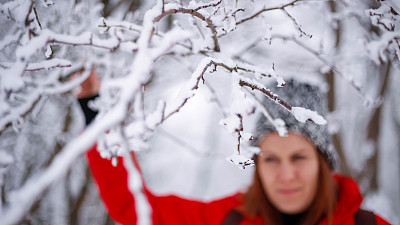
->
[293,155,305,161]
[264,157,276,162]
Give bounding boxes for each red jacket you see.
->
[87,145,391,225]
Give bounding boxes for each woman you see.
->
[82,78,391,225]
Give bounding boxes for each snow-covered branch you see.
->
[0,1,191,224]
[0,58,72,71]
[0,67,90,134]
[2,0,400,223]
[153,1,222,52]
[365,1,400,63]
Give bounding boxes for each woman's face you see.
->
[257,132,319,214]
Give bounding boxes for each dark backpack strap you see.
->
[355,209,376,225]
[221,209,244,225]
[222,208,376,225]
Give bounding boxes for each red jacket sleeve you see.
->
[86,145,240,225]
[87,145,137,224]
[375,214,393,225]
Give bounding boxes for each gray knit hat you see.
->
[252,79,338,169]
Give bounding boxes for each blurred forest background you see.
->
[0,0,399,224]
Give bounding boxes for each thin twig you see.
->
[160,59,292,125]
[272,34,380,106]
[281,7,312,38]
[238,80,292,111]
[244,89,276,122]
[236,114,243,154]
[236,0,302,25]
[33,7,42,30]
[49,37,120,51]
[193,0,222,11]
[24,1,34,27]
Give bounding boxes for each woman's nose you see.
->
[278,162,296,183]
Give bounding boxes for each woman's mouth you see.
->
[278,188,301,196]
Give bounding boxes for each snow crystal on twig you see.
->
[41,0,54,7]
[219,116,240,134]
[45,45,52,58]
[226,154,254,169]
[241,132,253,142]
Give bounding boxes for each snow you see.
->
[0,89,41,132]
[11,116,24,133]
[365,31,400,64]
[26,58,71,71]
[226,154,254,170]
[219,116,240,134]
[186,0,222,11]
[45,45,52,58]
[274,118,288,137]
[291,106,327,125]
[97,17,143,33]
[40,0,54,8]
[120,42,139,53]
[44,68,91,95]
[240,132,253,142]
[124,151,152,225]
[0,62,25,91]
[230,73,256,116]
[0,0,31,25]
[275,76,286,87]
[145,100,165,130]
[111,157,118,167]
[0,151,13,166]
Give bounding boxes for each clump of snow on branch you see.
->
[230,73,256,117]
[219,72,257,169]
[291,107,327,125]
[219,72,255,134]
[273,118,288,137]
[226,154,254,170]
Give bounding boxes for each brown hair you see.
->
[238,151,337,225]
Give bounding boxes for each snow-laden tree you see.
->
[0,0,399,224]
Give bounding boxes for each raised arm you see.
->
[77,69,241,225]
[87,146,241,225]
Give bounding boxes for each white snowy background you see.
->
[0,0,399,224]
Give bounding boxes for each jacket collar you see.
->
[318,174,363,225]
